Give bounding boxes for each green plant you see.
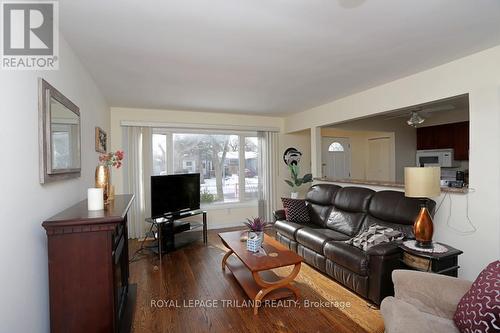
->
[284,165,313,190]
[200,189,216,203]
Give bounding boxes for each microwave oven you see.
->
[416,149,457,167]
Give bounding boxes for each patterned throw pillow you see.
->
[281,197,310,223]
[345,224,404,251]
[453,260,500,333]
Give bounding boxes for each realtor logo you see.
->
[1,1,59,70]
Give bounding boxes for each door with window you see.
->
[322,137,351,179]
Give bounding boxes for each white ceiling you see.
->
[60,0,500,115]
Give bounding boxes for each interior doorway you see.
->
[322,137,351,179]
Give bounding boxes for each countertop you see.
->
[314,178,468,194]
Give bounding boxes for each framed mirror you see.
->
[39,78,81,184]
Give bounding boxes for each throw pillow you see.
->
[281,197,310,223]
[453,260,500,333]
[345,224,404,251]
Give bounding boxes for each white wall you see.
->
[285,45,500,280]
[0,37,109,332]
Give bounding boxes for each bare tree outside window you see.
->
[152,131,258,205]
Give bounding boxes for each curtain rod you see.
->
[120,120,281,133]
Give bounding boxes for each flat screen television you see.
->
[151,173,200,218]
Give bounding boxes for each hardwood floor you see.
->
[128,227,384,333]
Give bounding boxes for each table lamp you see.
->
[404,167,441,248]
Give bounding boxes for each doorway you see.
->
[322,137,351,179]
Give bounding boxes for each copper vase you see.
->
[95,165,110,204]
[413,206,434,248]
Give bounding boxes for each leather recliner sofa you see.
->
[274,184,436,305]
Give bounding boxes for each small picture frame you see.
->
[95,127,107,153]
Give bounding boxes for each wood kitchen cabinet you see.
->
[416,121,469,160]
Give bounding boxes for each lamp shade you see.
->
[404,167,441,198]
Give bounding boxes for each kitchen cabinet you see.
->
[416,121,469,160]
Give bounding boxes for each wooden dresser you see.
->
[42,194,135,333]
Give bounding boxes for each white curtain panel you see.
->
[123,126,152,239]
[258,131,279,222]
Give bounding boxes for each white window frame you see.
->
[152,128,259,209]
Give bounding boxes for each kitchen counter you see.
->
[314,177,469,194]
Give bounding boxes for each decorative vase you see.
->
[413,206,434,248]
[246,231,264,252]
[290,192,299,199]
[95,165,110,204]
[109,184,115,201]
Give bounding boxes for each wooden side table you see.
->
[398,242,463,277]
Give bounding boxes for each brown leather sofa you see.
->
[273,184,436,305]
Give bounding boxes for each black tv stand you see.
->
[145,209,207,257]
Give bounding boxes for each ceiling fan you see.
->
[384,105,456,127]
[406,111,425,127]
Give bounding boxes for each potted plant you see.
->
[284,164,313,198]
[243,217,268,252]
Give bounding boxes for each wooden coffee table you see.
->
[219,230,303,314]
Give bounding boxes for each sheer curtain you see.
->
[123,126,152,239]
[258,131,279,222]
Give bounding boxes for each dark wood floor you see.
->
[128,227,383,333]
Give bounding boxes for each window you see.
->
[244,137,259,201]
[152,133,167,175]
[328,142,344,152]
[152,130,259,206]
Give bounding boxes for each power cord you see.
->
[435,188,477,235]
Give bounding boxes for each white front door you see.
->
[322,137,351,179]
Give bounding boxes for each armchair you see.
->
[381,270,472,333]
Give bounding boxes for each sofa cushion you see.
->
[346,224,404,251]
[324,241,369,276]
[333,187,374,213]
[453,260,500,333]
[324,187,374,235]
[305,184,340,205]
[368,190,435,225]
[326,208,367,237]
[307,203,334,227]
[296,228,350,253]
[274,220,308,240]
[305,184,340,227]
[381,297,460,333]
[281,198,310,223]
